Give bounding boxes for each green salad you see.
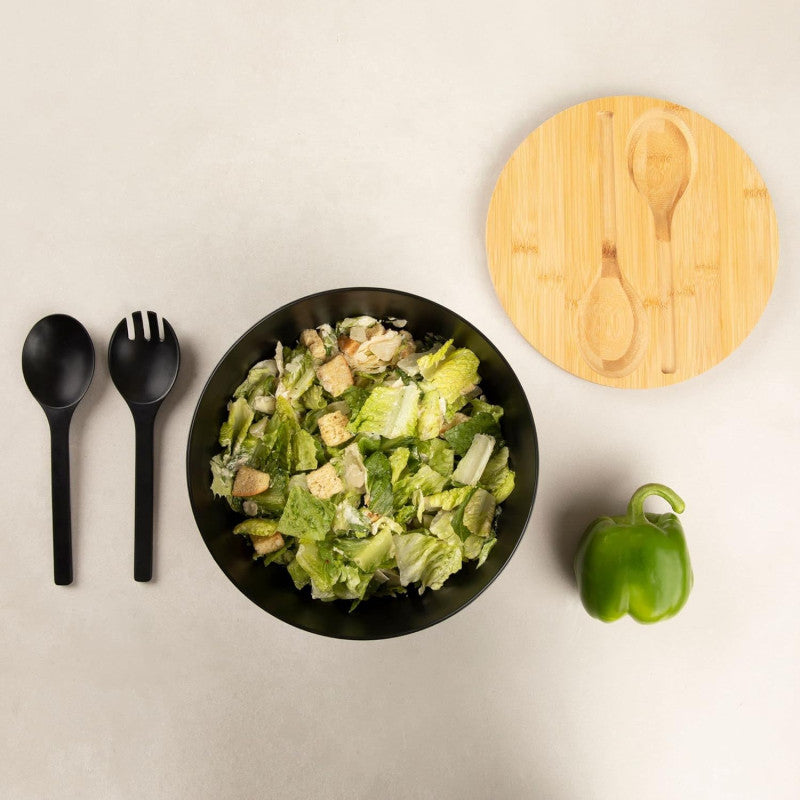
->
[210,316,515,606]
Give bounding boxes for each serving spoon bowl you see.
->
[22,314,95,584]
[108,311,180,581]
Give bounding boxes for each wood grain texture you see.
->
[486,95,779,388]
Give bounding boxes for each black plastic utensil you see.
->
[22,314,95,585]
[108,311,180,582]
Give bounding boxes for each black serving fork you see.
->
[108,311,180,581]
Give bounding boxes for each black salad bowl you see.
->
[186,287,539,639]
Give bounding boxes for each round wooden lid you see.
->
[486,96,779,388]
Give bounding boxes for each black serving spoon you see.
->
[22,314,95,585]
[108,311,180,582]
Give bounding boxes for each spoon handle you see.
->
[132,408,156,582]
[47,410,73,585]
[656,235,677,374]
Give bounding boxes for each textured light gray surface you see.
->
[2,1,799,798]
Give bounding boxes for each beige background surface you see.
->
[2,2,799,798]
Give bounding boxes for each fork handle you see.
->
[132,408,157,581]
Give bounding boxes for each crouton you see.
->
[232,466,271,497]
[316,354,353,397]
[250,532,284,556]
[300,328,326,361]
[337,335,360,358]
[317,410,353,447]
[306,462,344,500]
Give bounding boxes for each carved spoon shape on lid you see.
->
[577,111,648,378]
[627,110,695,374]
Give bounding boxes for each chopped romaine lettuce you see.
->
[334,525,394,572]
[461,488,496,538]
[388,447,410,483]
[278,486,335,540]
[424,347,480,403]
[233,518,280,537]
[393,532,463,593]
[452,434,496,486]
[417,339,453,379]
[333,497,372,536]
[479,446,516,503]
[209,316,521,605]
[219,397,254,455]
[476,537,497,567]
[364,452,393,516]
[418,389,444,440]
[349,383,420,439]
[423,485,474,511]
[418,438,455,477]
[394,464,447,507]
[443,412,501,456]
[276,349,316,402]
[293,428,318,472]
[341,442,367,492]
[210,454,234,498]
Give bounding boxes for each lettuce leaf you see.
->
[300,384,327,411]
[333,496,372,536]
[452,434,496,486]
[476,537,496,567]
[342,442,367,492]
[393,531,463,593]
[470,398,504,421]
[429,510,459,543]
[247,470,289,516]
[295,539,339,592]
[287,557,310,590]
[423,485,474,511]
[425,347,479,403]
[461,487,496,538]
[276,349,316,402]
[349,383,420,439]
[334,525,394,572]
[278,486,335,540]
[443,412,501,456]
[233,360,277,404]
[365,452,393,516]
[417,340,453,379]
[393,464,447,507]
[233,518,280,537]
[342,385,370,417]
[388,447,410,484]
[210,454,234,498]
[479,446,516,503]
[418,438,455,477]
[293,428,318,472]
[218,397,254,454]
[418,389,444,440]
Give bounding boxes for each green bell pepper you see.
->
[574,483,693,623]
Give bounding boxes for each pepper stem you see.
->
[627,483,685,521]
